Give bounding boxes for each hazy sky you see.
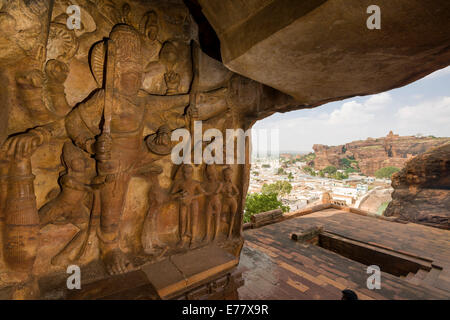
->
[252,66,450,153]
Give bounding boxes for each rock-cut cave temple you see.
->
[0,0,448,300]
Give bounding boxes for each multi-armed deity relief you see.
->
[0,0,296,299]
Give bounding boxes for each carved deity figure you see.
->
[63,24,191,275]
[203,165,223,242]
[171,164,206,247]
[221,166,239,239]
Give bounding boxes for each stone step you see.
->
[422,268,441,286]
[407,270,425,285]
[405,272,415,280]
[413,269,429,280]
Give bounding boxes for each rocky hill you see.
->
[312,131,450,176]
[384,143,450,230]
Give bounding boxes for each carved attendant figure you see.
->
[203,165,223,242]
[171,164,207,247]
[222,166,239,239]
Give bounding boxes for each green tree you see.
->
[375,166,400,179]
[244,192,290,223]
[276,167,286,175]
[322,166,337,174]
[344,167,357,174]
[332,171,348,180]
[340,158,351,168]
[339,157,360,173]
[298,152,316,163]
[302,166,316,176]
[288,172,294,181]
[262,164,271,168]
[261,181,292,197]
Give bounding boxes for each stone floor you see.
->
[237,208,450,300]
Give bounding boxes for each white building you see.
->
[356,183,369,194]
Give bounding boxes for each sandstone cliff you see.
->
[384,143,450,230]
[312,132,450,176]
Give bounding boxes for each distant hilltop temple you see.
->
[387,130,399,138]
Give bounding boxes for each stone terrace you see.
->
[238,208,450,300]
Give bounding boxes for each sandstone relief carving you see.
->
[0,0,303,299]
[1,0,284,299]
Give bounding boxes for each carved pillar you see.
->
[2,158,39,273]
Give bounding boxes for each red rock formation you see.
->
[312,132,450,176]
[384,143,450,230]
